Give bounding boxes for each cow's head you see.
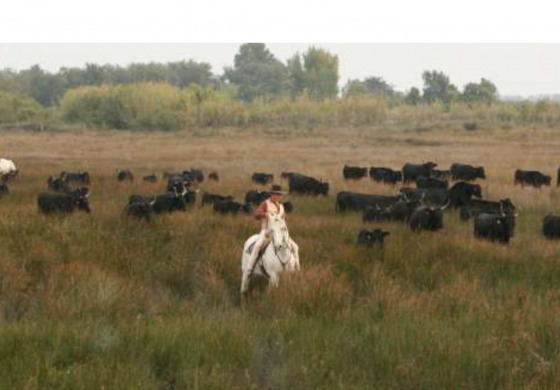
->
[357,228,390,246]
[476,167,486,179]
[72,187,91,213]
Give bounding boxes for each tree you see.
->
[301,47,339,100]
[422,70,459,104]
[342,79,367,99]
[363,77,395,97]
[287,53,306,98]
[405,87,421,106]
[461,78,498,104]
[223,43,289,102]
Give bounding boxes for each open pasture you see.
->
[1,126,560,389]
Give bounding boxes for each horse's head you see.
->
[267,214,289,250]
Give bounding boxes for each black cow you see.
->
[514,169,551,188]
[117,169,134,182]
[288,173,329,196]
[245,190,270,205]
[399,187,449,208]
[47,176,71,192]
[37,188,91,214]
[213,199,252,215]
[450,163,486,181]
[208,171,220,181]
[409,205,446,232]
[129,192,186,214]
[369,167,402,184]
[60,170,90,185]
[448,182,482,208]
[201,192,234,207]
[402,162,437,183]
[363,197,421,223]
[166,176,191,193]
[474,213,516,244]
[343,165,368,180]
[460,198,516,221]
[416,176,449,189]
[542,214,560,239]
[431,169,452,180]
[183,169,204,183]
[336,191,405,212]
[0,182,8,195]
[356,228,390,247]
[143,174,158,183]
[557,168,560,187]
[252,172,274,185]
[123,198,155,222]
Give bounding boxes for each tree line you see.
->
[0,43,499,107]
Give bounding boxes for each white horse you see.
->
[241,214,300,295]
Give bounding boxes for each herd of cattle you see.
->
[2,157,560,247]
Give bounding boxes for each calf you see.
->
[514,169,551,188]
[208,171,220,181]
[542,214,560,239]
[37,188,91,214]
[450,163,486,181]
[142,174,158,183]
[343,165,368,180]
[213,199,252,215]
[356,228,390,247]
[474,213,516,244]
[123,198,156,222]
[369,167,402,184]
[61,170,90,185]
[409,205,446,232]
[252,172,274,185]
[117,169,134,182]
[201,192,234,207]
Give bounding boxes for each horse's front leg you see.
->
[268,272,280,288]
[289,239,300,270]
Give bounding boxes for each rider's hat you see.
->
[270,184,286,195]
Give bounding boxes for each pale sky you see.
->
[1,43,559,97]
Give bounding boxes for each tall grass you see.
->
[2,128,560,388]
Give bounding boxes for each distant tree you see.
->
[363,77,395,97]
[342,79,367,99]
[301,47,339,100]
[18,65,66,106]
[461,78,498,104]
[422,70,459,104]
[404,87,421,106]
[287,53,306,98]
[223,43,289,102]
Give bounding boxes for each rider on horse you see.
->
[245,184,287,275]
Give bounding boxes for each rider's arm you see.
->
[254,201,268,220]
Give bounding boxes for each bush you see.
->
[0,91,46,124]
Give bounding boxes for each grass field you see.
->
[1,125,560,389]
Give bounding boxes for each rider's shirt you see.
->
[255,199,285,231]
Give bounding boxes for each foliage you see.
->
[422,70,459,104]
[0,90,47,123]
[301,47,339,101]
[461,78,498,105]
[59,83,188,131]
[223,43,289,102]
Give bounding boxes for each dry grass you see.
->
[2,125,560,388]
